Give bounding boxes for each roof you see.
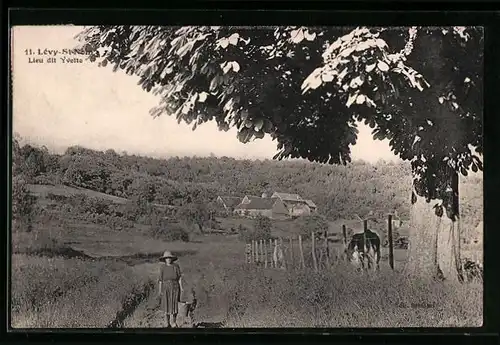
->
[272,192,303,201]
[243,195,263,201]
[304,199,317,208]
[235,197,278,210]
[283,199,308,206]
[217,196,243,208]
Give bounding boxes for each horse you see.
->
[345,229,381,271]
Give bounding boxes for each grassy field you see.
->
[11,217,482,328]
[11,183,483,329]
[26,184,130,204]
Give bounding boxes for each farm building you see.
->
[271,191,311,217]
[304,199,317,213]
[233,197,289,220]
[216,196,244,213]
[241,194,267,205]
[271,192,303,202]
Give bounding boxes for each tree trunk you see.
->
[405,170,461,282]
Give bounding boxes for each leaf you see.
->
[346,93,358,108]
[176,41,195,58]
[301,68,323,93]
[339,46,355,58]
[240,109,249,121]
[209,76,220,91]
[232,61,241,72]
[181,103,191,115]
[198,92,209,103]
[471,163,478,173]
[321,72,334,83]
[254,118,264,131]
[349,75,364,89]
[355,94,366,104]
[365,96,377,108]
[254,131,265,139]
[290,28,305,44]
[228,33,240,46]
[365,63,376,72]
[337,67,349,83]
[377,61,390,72]
[219,38,229,49]
[304,30,316,41]
[221,62,232,74]
[375,39,387,48]
[414,79,424,92]
[355,41,371,52]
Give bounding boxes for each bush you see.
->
[297,214,329,240]
[238,216,272,242]
[150,222,190,242]
[12,175,38,232]
[33,174,57,185]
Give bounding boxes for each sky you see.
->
[11,25,402,163]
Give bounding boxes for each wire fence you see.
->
[245,212,483,272]
[246,214,400,271]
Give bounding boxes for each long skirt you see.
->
[161,280,180,315]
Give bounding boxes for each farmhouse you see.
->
[304,199,317,213]
[216,196,244,213]
[233,196,289,220]
[271,191,312,217]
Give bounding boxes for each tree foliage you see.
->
[177,202,210,232]
[298,214,329,239]
[76,26,482,192]
[12,139,37,232]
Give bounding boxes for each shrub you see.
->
[150,222,190,242]
[238,216,272,242]
[12,175,38,232]
[297,214,329,240]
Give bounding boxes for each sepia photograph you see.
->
[10,25,483,329]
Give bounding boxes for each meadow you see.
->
[11,201,482,328]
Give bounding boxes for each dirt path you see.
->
[120,262,227,328]
[108,262,228,328]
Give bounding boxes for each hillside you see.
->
[15,142,482,231]
[27,184,130,204]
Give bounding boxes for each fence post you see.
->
[298,235,305,269]
[280,237,287,270]
[363,219,368,252]
[289,237,294,269]
[255,240,259,264]
[324,231,330,267]
[260,240,265,263]
[342,224,348,261]
[269,238,274,268]
[274,239,279,268]
[312,231,318,272]
[388,214,394,270]
[258,240,262,264]
[246,243,251,264]
[264,239,268,268]
[251,240,254,263]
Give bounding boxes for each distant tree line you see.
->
[12,138,483,228]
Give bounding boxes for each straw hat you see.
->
[159,250,178,262]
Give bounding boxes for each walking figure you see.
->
[158,250,182,328]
